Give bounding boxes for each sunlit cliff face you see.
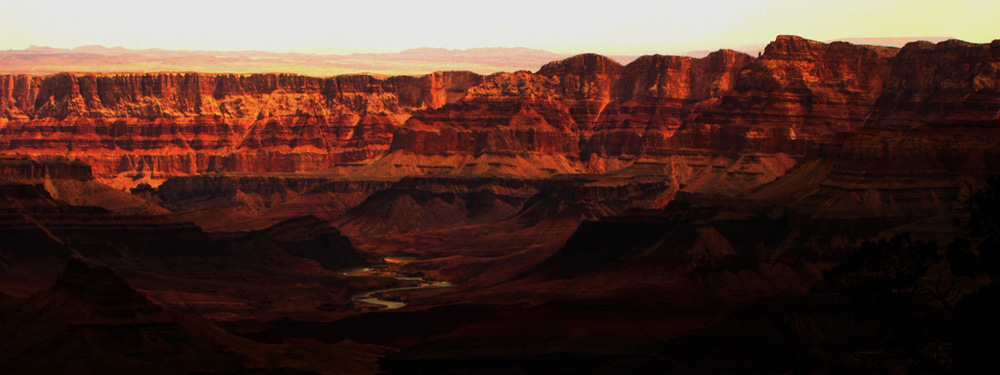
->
[2,36,998,195]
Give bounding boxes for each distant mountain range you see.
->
[0,45,637,76]
[0,37,953,76]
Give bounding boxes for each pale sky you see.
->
[1,0,997,55]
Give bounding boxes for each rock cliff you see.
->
[0,71,482,188]
[2,36,999,193]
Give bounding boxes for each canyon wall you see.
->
[0,71,483,188]
[1,36,999,191]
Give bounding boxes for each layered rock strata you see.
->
[0,71,482,188]
[2,36,999,194]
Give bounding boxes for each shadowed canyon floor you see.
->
[3,35,1000,374]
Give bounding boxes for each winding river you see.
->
[342,259,454,310]
[351,277,453,310]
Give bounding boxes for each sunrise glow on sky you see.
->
[2,0,998,55]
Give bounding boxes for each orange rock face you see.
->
[2,36,999,191]
[866,39,1000,128]
[0,71,482,188]
[383,36,1000,181]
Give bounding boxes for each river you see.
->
[342,258,453,310]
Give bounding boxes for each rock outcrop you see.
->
[0,71,482,188]
[0,258,379,374]
[3,36,999,195]
[0,156,93,180]
[379,36,1000,192]
[0,158,369,316]
[865,39,1000,128]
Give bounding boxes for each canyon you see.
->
[2,35,1000,374]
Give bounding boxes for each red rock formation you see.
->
[866,39,1000,128]
[390,99,580,156]
[381,36,999,193]
[0,71,482,188]
[537,53,623,130]
[586,49,754,159]
[0,156,92,180]
[3,36,999,193]
[669,36,897,155]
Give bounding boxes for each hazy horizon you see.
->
[3,0,997,57]
[0,35,966,77]
[6,36,964,55]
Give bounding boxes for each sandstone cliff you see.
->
[2,36,999,192]
[379,36,999,191]
[0,71,482,188]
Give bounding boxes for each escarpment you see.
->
[0,71,483,189]
[2,36,999,193]
[381,36,1000,191]
[865,39,1000,128]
